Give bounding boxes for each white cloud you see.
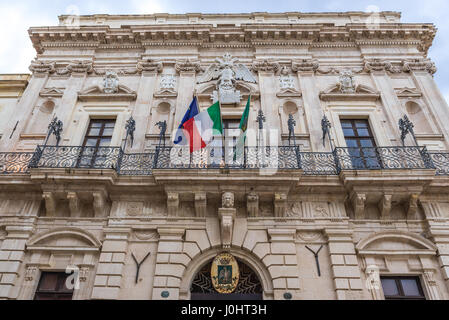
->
[0,3,54,73]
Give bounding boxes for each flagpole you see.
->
[218,100,226,167]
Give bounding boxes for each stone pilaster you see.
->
[267,229,301,299]
[132,70,159,152]
[424,225,449,293]
[0,226,34,299]
[91,228,130,300]
[325,229,365,300]
[152,228,186,300]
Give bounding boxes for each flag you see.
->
[173,97,200,145]
[183,101,223,153]
[234,96,251,161]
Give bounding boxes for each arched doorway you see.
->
[191,258,263,300]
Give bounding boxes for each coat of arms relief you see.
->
[197,53,257,104]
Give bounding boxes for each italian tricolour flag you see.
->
[183,101,223,153]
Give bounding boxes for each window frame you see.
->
[381,276,426,300]
[34,271,74,300]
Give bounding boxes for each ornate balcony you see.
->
[29,146,121,170]
[429,152,449,176]
[334,146,434,171]
[0,145,446,177]
[0,152,34,174]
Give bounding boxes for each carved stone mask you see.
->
[222,192,235,208]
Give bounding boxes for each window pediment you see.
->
[320,84,380,101]
[78,84,137,102]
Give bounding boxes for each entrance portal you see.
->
[191,259,263,300]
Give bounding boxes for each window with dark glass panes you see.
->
[381,276,426,300]
[78,119,116,168]
[340,119,381,169]
[34,272,74,300]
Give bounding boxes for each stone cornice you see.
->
[29,22,436,54]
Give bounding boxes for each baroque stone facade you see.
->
[0,11,449,300]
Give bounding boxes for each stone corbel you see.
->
[137,59,163,73]
[402,59,437,75]
[378,194,393,221]
[92,190,110,217]
[251,59,280,74]
[247,192,259,218]
[194,193,207,218]
[351,193,366,220]
[274,193,288,218]
[167,192,179,217]
[219,208,235,249]
[42,192,57,217]
[175,59,202,74]
[407,194,420,220]
[291,59,319,73]
[67,192,81,218]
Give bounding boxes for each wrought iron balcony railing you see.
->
[0,145,446,176]
[429,152,449,176]
[0,152,34,174]
[334,146,435,171]
[29,145,121,170]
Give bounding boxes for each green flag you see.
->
[234,96,251,161]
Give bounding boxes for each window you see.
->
[34,272,74,300]
[381,276,426,300]
[83,119,116,148]
[78,119,116,168]
[340,119,381,169]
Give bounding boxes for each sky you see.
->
[0,0,448,102]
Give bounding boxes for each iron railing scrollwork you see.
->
[0,144,448,176]
[0,152,34,174]
[334,146,434,171]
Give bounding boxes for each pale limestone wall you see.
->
[0,12,449,301]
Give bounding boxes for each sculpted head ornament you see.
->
[222,192,235,208]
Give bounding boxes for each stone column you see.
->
[91,228,130,300]
[325,229,366,300]
[152,228,187,300]
[267,229,301,300]
[0,226,34,299]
